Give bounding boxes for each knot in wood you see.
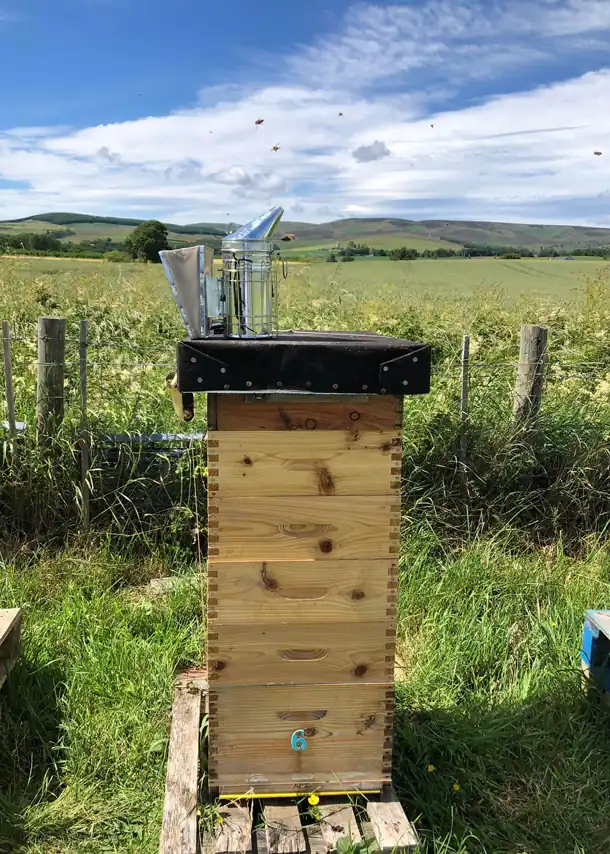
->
[213,661,226,671]
[242,456,253,466]
[349,411,360,421]
[261,564,278,591]
[319,538,333,554]
[316,465,335,495]
[303,727,316,737]
[352,589,365,600]
[305,418,317,429]
[354,664,368,677]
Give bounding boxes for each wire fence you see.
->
[3,317,610,543]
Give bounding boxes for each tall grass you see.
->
[2,256,610,852]
[2,258,610,546]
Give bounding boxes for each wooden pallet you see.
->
[159,671,418,854]
[0,608,22,691]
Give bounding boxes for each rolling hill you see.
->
[276,217,610,250]
[2,212,610,252]
[0,213,226,251]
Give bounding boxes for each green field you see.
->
[3,254,603,297]
[295,255,610,300]
[279,235,463,258]
[2,254,610,852]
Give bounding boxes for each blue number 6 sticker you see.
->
[291,729,307,751]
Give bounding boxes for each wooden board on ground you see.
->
[0,608,22,691]
[208,431,400,497]
[264,805,307,854]
[208,683,392,793]
[214,804,252,854]
[208,496,400,561]
[208,560,396,625]
[213,394,402,432]
[158,681,202,854]
[367,789,419,853]
[210,802,414,853]
[319,805,362,849]
[207,621,392,686]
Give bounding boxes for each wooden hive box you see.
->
[176,329,431,799]
[0,608,22,691]
[206,393,403,796]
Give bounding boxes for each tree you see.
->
[124,220,169,262]
[389,246,419,260]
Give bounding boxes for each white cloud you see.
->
[290,0,610,89]
[1,1,610,224]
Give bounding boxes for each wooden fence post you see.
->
[79,320,90,530]
[36,316,66,443]
[2,320,17,439]
[459,334,470,486]
[513,324,548,425]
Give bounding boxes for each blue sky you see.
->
[1,0,610,224]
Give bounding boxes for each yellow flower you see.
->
[308,794,320,806]
[452,783,460,792]
[427,764,436,773]
[217,817,224,825]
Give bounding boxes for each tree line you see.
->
[325,240,610,261]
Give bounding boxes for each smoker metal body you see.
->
[160,206,283,340]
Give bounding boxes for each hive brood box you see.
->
[0,608,22,691]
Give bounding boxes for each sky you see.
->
[1,0,610,225]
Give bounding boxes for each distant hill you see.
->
[0,213,226,251]
[6,212,225,237]
[277,217,610,250]
[3,212,610,252]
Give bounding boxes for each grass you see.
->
[2,254,610,851]
[3,537,610,853]
[298,256,610,300]
[279,234,462,259]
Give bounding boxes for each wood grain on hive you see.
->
[207,393,403,796]
[0,608,22,691]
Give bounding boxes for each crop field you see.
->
[299,255,609,299]
[279,235,463,258]
[2,254,610,853]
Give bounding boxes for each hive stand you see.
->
[0,608,22,691]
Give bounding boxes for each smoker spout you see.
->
[223,206,284,245]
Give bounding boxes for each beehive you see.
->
[205,393,403,796]
[176,329,431,797]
